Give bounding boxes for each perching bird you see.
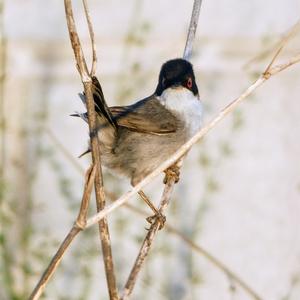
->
[73,58,203,224]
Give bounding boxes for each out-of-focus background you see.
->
[1,0,300,299]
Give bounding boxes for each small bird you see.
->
[73,58,203,224]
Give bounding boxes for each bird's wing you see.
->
[109,96,178,135]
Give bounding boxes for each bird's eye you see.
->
[186,77,193,89]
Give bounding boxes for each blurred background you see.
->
[1,0,300,299]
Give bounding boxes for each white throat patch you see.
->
[159,87,203,136]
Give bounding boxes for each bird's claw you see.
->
[146,213,166,230]
[164,165,180,184]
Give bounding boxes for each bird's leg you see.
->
[138,190,166,230]
[163,163,181,184]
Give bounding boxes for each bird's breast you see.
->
[159,88,203,137]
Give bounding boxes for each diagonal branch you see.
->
[183,0,203,60]
[121,178,176,299]
[64,1,118,299]
[82,0,97,76]
[28,165,97,300]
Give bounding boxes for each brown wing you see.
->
[109,95,178,135]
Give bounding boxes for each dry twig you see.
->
[121,178,176,299]
[28,165,97,300]
[183,0,203,60]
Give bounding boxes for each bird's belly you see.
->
[102,127,188,185]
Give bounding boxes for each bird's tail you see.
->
[72,76,117,157]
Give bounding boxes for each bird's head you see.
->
[155,58,198,96]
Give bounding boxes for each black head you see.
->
[155,58,198,96]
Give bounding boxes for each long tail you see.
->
[72,76,118,156]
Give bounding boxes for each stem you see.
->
[183,0,203,60]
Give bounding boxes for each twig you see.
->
[82,0,97,76]
[64,0,89,80]
[183,0,203,60]
[64,1,119,299]
[121,177,176,299]
[263,19,300,76]
[244,19,300,70]
[84,50,300,229]
[28,165,97,300]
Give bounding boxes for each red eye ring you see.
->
[187,77,192,89]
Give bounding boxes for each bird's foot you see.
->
[164,164,180,184]
[146,212,166,230]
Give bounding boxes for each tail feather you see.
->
[75,76,118,151]
[78,148,91,158]
[91,76,117,130]
[70,112,88,123]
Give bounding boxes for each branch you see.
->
[64,1,119,299]
[183,0,203,60]
[84,51,300,229]
[263,19,300,76]
[28,165,97,300]
[82,0,97,76]
[121,177,176,299]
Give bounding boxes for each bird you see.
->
[73,58,203,226]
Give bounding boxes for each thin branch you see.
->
[64,0,89,81]
[64,1,119,299]
[28,165,97,300]
[244,19,300,70]
[85,51,300,229]
[82,0,97,76]
[183,0,203,60]
[263,19,300,75]
[121,177,176,300]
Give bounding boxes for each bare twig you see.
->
[263,19,300,76]
[82,0,97,76]
[64,1,119,299]
[64,0,89,80]
[28,165,97,300]
[183,0,203,60]
[244,19,300,70]
[121,177,176,299]
[85,50,300,229]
